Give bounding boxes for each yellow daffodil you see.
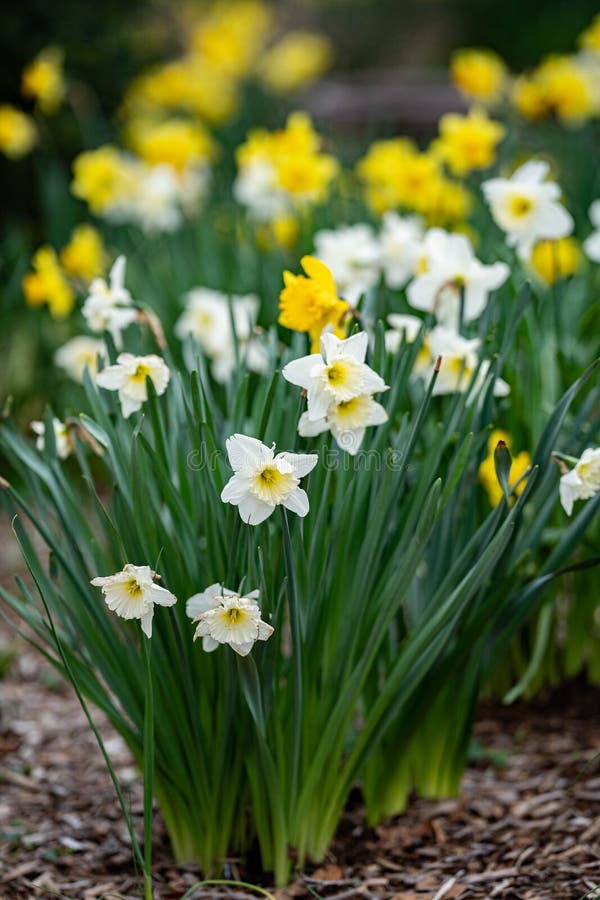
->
[258,32,333,94]
[579,13,600,55]
[279,256,349,350]
[22,246,75,318]
[536,55,600,126]
[514,56,600,127]
[0,105,37,159]
[127,118,214,172]
[21,46,66,115]
[433,108,506,176]
[71,145,138,217]
[530,236,581,285]
[512,75,548,121]
[479,430,530,506]
[60,224,106,281]
[450,48,507,104]
[190,0,272,79]
[121,57,239,125]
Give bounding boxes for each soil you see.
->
[1,525,600,899]
[0,638,599,900]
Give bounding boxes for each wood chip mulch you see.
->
[1,645,599,900]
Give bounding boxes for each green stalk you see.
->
[142,633,154,900]
[279,506,303,817]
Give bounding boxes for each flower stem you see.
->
[142,633,154,900]
[280,506,303,815]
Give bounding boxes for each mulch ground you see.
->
[1,639,599,900]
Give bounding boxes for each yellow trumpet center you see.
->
[510,194,533,218]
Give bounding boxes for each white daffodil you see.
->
[130,164,183,235]
[583,200,600,262]
[428,326,509,399]
[379,212,424,289]
[91,563,177,638]
[82,256,138,347]
[298,393,388,455]
[30,418,73,460]
[187,583,272,656]
[406,228,509,328]
[96,353,171,418]
[313,224,381,304]
[175,288,261,382]
[384,314,425,353]
[559,447,600,516]
[233,159,288,222]
[54,336,107,383]
[282,331,388,422]
[482,160,573,261]
[221,434,318,525]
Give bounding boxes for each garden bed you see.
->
[1,641,599,900]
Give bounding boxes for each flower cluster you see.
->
[283,332,388,455]
[234,112,339,227]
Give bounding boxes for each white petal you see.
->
[360,367,388,394]
[202,635,220,652]
[282,354,323,388]
[226,434,271,472]
[333,425,365,455]
[306,384,333,421]
[584,231,600,262]
[147,584,177,607]
[277,452,319,477]
[221,473,252,504]
[336,331,368,363]
[120,394,142,418]
[298,411,330,437]
[96,365,125,390]
[141,609,154,638]
[237,494,275,525]
[282,487,310,517]
[541,203,574,240]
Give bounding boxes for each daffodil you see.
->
[427,327,509,399]
[406,228,509,328]
[21,46,66,115]
[258,31,333,94]
[60,224,106,281]
[0,105,37,159]
[282,331,387,421]
[175,288,264,382]
[220,434,318,525]
[31,418,73,460]
[313,225,381,304]
[54,336,107,383]
[82,256,138,347]
[450,48,507,105]
[379,212,424,289]
[559,448,600,515]
[187,583,273,656]
[433,108,506,176]
[482,160,573,261]
[384,314,427,357]
[298,393,388,455]
[279,255,349,350]
[583,200,600,262]
[91,564,177,638]
[22,246,75,318]
[96,353,171,418]
[71,145,139,219]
